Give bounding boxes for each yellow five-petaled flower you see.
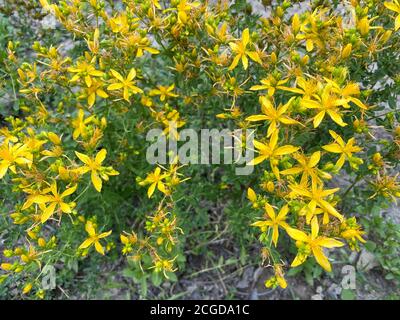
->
[107,68,143,102]
[75,149,119,192]
[228,28,262,70]
[322,130,362,170]
[34,181,77,223]
[79,221,112,255]
[71,109,95,141]
[301,85,348,128]
[249,129,300,179]
[252,204,290,246]
[281,151,332,186]
[139,167,169,198]
[286,217,344,272]
[85,78,109,107]
[250,76,290,97]
[149,84,179,101]
[246,97,300,137]
[68,59,104,87]
[0,142,33,179]
[289,182,344,224]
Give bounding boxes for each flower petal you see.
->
[312,246,331,272]
[286,227,308,242]
[79,238,94,250]
[91,171,103,192]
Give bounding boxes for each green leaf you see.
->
[151,271,162,286]
[364,240,376,252]
[305,272,314,286]
[122,268,136,279]
[166,271,178,282]
[341,289,356,300]
[140,276,148,297]
[286,267,302,276]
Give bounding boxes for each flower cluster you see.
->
[0,0,399,297]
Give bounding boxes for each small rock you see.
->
[236,279,249,289]
[187,284,197,294]
[348,251,358,264]
[326,283,342,299]
[311,286,324,300]
[237,267,254,289]
[162,282,171,289]
[356,249,379,271]
[250,289,259,300]
[253,267,264,282]
[293,284,310,299]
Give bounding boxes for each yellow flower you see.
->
[120,232,137,255]
[370,173,400,200]
[1,263,13,271]
[301,85,348,128]
[86,28,100,55]
[295,13,322,53]
[322,130,362,170]
[286,217,344,272]
[120,33,160,57]
[23,245,39,263]
[250,76,290,97]
[139,167,169,198]
[71,110,95,140]
[152,256,178,278]
[216,106,242,120]
[228,28,262,70]
[107,68,143,102]
[292,13,301,34]
[75,149,119,192]
[159,110,186,140]
[341,229,366,244]
[357,16,378,36]
[252,204,290,246]
[39,0,50,9]
[249,129,300,179]
[280,77,319,100]
[275,264,287,289]
[246,96,299,137]
[0,127,18,143]
[21,188,50,211]
[79,221,112,255]
[83,78,109,107]
[0,142,33,179]
[41,132,63,158]
[151,0,162,10]
[247,187,257,203]
[149,84,179,101]
[68,59,105,87]
[385,1,400,31]
[281,151,332,185]
[265,264,287,289]
[341,43,352,59]
[22,283,33,295]
[176,0,201,24]
[325,79,368,110]
[109,13,130,34]
[207,21,231,43]
[289,183,344,223]
[22,135,46,154]
[35,181,77,223]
